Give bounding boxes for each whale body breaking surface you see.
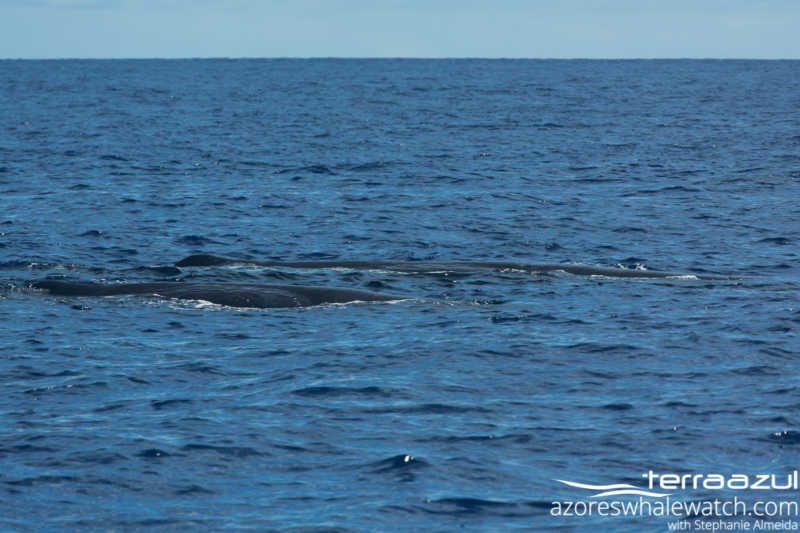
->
[175,254,735,280]
[31,280,402,309]
[28,256,736,310]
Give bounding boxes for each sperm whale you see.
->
[175,254,734,280]
[31,280,402,309]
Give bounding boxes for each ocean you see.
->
[1,59,798,531]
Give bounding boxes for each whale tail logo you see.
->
[555,479,671,498]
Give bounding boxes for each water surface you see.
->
[1,59,798,531]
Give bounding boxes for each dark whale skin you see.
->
[175,254,735,280]
[31,280,402,308]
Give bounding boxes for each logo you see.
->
[556,478,671,498]
[551,470,800,526]
[557,471,800,498]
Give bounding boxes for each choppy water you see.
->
[1,59,799,531]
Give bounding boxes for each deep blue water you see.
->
[1,59,799,531]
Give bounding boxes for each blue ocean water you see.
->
[0,59,798,531]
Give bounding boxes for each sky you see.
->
[0,0,798,59]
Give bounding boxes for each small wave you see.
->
[767,431,800,445]
[94,401,132,413]
[291,385,395,398]
[366,454,429,474]
[614,259,649,270]
[276,164,334,175]
[164,298,238,311]
[566,342,642,353]
[420,497,550,517]
[175,235,222,246]
[150,398,193,410]
[612,226,649,233]
[420,433,532,444]
[0,260,58,271]
[0,444,57,454]
[215,332,250,340]
[758,237,792,245]
[180,443,269,458]
[341,161,397,172]
[7,474,80,487]
[174,484,214,495]
[362,402,493,415]
[100,154,129,161]
[600,402,634,411]
[167,362,226,375]
[314,298,412,309]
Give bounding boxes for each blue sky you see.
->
[1,0,798,59]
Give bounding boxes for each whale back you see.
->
[172,254,734,280]
[31,280,399,308]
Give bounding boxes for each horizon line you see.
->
[2,56,799,61]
